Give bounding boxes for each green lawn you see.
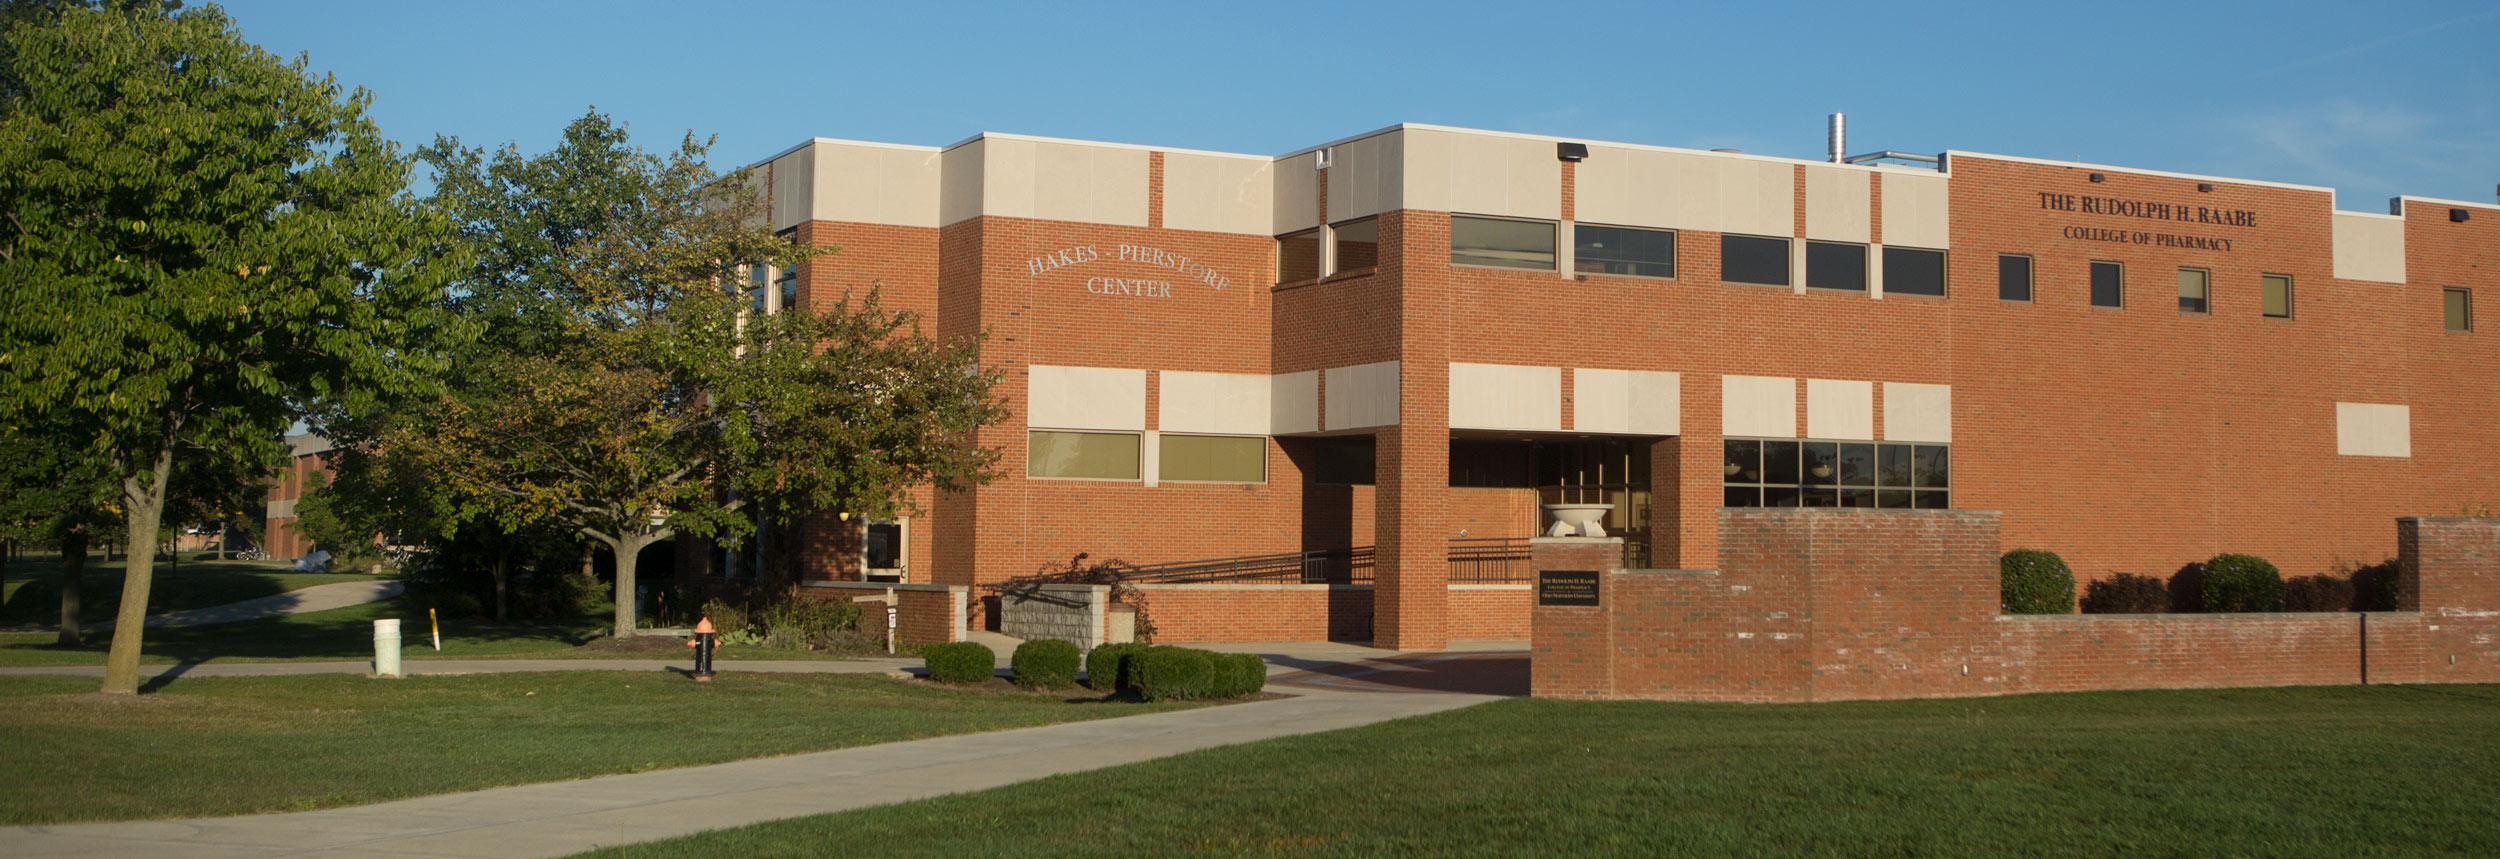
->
[1,553,378,627]
[580,684,2500,858]
[0,671,1195,824]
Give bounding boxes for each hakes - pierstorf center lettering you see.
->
[1026,244,1230,299]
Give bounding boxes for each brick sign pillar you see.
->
[1528,536,1625,699]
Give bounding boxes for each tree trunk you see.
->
[216,519,228,561]
[491,551,509,622]
[58,529,86,647]
[607,532,661,639]
[101,445,174,695]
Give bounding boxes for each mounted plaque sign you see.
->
[1538,569,1600,607]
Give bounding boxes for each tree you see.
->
[399,113,1001,637]
[0,421,118,645]
[0,6,455,693]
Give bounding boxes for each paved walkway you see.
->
[1,580,404,634]
[0,643,1519,858]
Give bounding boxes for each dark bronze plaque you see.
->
[1538,569,1600,607]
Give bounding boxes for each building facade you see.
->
[708,123,2498,648]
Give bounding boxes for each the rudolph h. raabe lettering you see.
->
[2040,192,2251,252]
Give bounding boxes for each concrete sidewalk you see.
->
[0,668,1499,858]
[0,656,919,680]
[1,580,404,634]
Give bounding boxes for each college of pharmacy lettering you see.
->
[1025,244,1232,299]
[2040,190,2251,252]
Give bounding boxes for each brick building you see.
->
[705,121,2497,648]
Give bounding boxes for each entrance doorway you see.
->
[862,519,906,582]
[1450,436,1652,568]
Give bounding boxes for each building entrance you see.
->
[1451,436,1653,568]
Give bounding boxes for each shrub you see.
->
[2348,559,2404,612]
[1131,646,1217,702]
[698,598,750,637]
[2200,553,2286,613]
[1086,642,1147,692]
[2284,574,2357,612]
[755,588,863,650]
[2080,573,2167,614]
[1011,639,1083,690]
[922,642,996,684]
[1209,652,1268,698]
[1999,549,2077,614]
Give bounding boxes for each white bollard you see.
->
[373,618,402,678]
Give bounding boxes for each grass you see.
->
[578,684,2500,858]
[0,671,1198,824]
[1,553,378,627]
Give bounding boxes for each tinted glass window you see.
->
[2262,275,2292,318]
[2178,268,2209,313]
[2091,261,2123,307]
[1028,431,1140,480]
[1721,235,1790,285]
[1311,437,1376,485]
[1332,218,1378,272]
[1574,224,1674,278]
[1999,255,2032,301]
[1161,435,1265,483]
[1806,241,1866,291]
[1451,216,1555,270]
[2446,288,2471,331]
[1885,247,1946,297]
[1278,229,1321,283]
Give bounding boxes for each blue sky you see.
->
[223,0,2500,210]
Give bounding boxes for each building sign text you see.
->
[2040,191,2252,252]
[1025,243,1231,300]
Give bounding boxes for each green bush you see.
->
[1210,652,1268,698]
[922,642,996,684]
[1086,642,1147,692]
[1011,639,1083,690]
[2080,573,2168,613]
[1131,646,1217,702]
[1999,549,2077,614]
[2284,574,2357,612]
[2201,554,2286,613]
[2349,559,2404,612]
[755,588,863,649]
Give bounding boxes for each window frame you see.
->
[1276,227,1322,285]
[1449,214,1558,272]
[1805,240,1868,292]
[1720,234,1793,287]
[1026,430,1143,482]
[1156,433,1269,485]
[1719,436,1950,510]
[1883,246,1948,298]
[1329,217,1379,276]
[2177,267,2210,314]
[2446,287,2473,332]
[2261,273,2293,319]
[2090,260,2125,308]
[1571,222,1676,280]
[1998,254,2034,303]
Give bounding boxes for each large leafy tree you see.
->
[0,5,455,693]
[399,113,1001,638]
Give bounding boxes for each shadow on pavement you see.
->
[1259,651,1528,696]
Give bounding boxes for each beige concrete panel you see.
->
[1578,147,1793,236]
[1402,128,1452,213]
[2332,212,2407,284]
[980,137,1037,221]
[1573,368,1680,435]
[1882,171,1950,249]
[1805,379,1874,440]
[1449,363,1562,432]
[1159,153,1222,233]
[1328,132,1402,222]
[1711,157,1796,238]
[1217,158,1274,236]
[770,147,812,230]
[1089,146,1151,227]
[1324,361,1401,430]
[2336,402,2411,457]
[940,138,986,226]
[815,142,941,229]
[1159,370,1272,435]
[1882,382,1952,443]
[1421,131,1561,220]
[1273,151,1321,233]
[1270,371,1319,435]
[1721,375,1797,438]
[1026,365,1146,431]
[1802,165,1870,243]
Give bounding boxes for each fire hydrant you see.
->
[685,616,717,682]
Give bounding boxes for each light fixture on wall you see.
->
[2197,183,2215,192]
[2453,208,2473,223]
[1557,142,1589,162]
[2088,173,2106,183]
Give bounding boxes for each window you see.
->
[774,263,798,313]
[1277,228,1321,283]
[1721,235,1790,286]
[1309,436,1375,485]
[1806,241,1866,291]
[1331,217,1378,273]
[2178,268,2209,313]
[1160,434,1266,483]
[1722,438,1948,509]
[1998,255,2033,302]
[1574,224,1674,278]
[1885,247,1947,297]
[2262,274,2292,318]
[1451,215,1555,270]
[1028,431,1140,480]
[2447,288,2473,331]
[2090,261,2124,308]
[746,264,769,312]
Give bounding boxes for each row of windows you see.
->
[1723,438,1950,510]
[1279,216,1949,295]
[1027,431,1268,484]
[1998,257,2474,329]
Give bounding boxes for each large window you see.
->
[1884,247,1946,297]
[1722,438,1948,509]
[774,263,799,313]
[1331,218,1379,273]
[1028,431,1140,480]
[2178,268,2209,313]
[2090,261,2124,308]
[1451,215,1555,270]
[2262,274,2292,318]
[1160,434,1266,483]
[1999,254,2033,302]
[1574,224,1674,278]
[1721,235,1790,286]
[2447,287,2473,331]
[1806,241,1866,291]
[1277,228,1321,283]
[1309,436,1375,485]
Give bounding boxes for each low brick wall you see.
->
[1134,584,1373,643]
[1533,512,2500,702]
[798,581,965,645]
[1449,585,1532,640]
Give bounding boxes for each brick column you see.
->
[1375,422,1449,649]
[1528,536,1624,699]
[2401,516,2500,682]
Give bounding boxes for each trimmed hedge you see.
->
[922,642,996,684]
[1010,639,1082,690]
[1127,646,1267,701]
[2081,573,2167,614]
[1212,652,1268,698]
[2350,559,2404,612]
[2284,574,2357,612]
[2000,549,2077,614]
[1086,642,1147,692]
[2201,554,2286,613]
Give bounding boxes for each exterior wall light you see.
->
[2197,183,2215,192]
[1557,142,1589,162]
[2088,173,2106,183]
[2453,208,2472,223]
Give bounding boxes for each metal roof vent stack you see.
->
[1828,113,1845,163]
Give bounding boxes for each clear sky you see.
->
[221,0,2500,210]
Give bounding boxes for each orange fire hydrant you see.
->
[686,616,717,682]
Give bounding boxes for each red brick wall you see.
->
[1448,586,1532,640]
[1135,585,1372,643]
